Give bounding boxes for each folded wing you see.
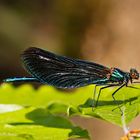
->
[21,47,110,88]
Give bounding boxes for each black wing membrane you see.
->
[21,47,110,88]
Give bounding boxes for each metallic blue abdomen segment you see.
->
[3,77,37,82]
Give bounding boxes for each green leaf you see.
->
[1,83,140,127]
[0,106,90,140]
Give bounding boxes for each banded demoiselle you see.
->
[3,47,140,114]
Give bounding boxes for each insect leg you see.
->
[125,85,140,105]
[112,83,126,115]
[92,84,102,110]
[95,84,119,108]
[132,81,140,83]
[126,85,140,90]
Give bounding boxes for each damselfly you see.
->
[3,47,140,113]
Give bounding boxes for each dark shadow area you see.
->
[10,108,72,129]
[78,97,138,109]
[9,108,89,139]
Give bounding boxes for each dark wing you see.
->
[21,47,110,88]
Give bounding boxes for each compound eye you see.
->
[130,68,139,79]
[131,73,136,79]
[131,73,139,79]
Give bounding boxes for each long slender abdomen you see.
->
[3,77,38,83]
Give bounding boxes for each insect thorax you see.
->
[107,68,128,83]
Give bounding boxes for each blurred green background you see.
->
[1,0,140,140]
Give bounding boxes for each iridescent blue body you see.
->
[3,47,140,114]
[3,77,37,83]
